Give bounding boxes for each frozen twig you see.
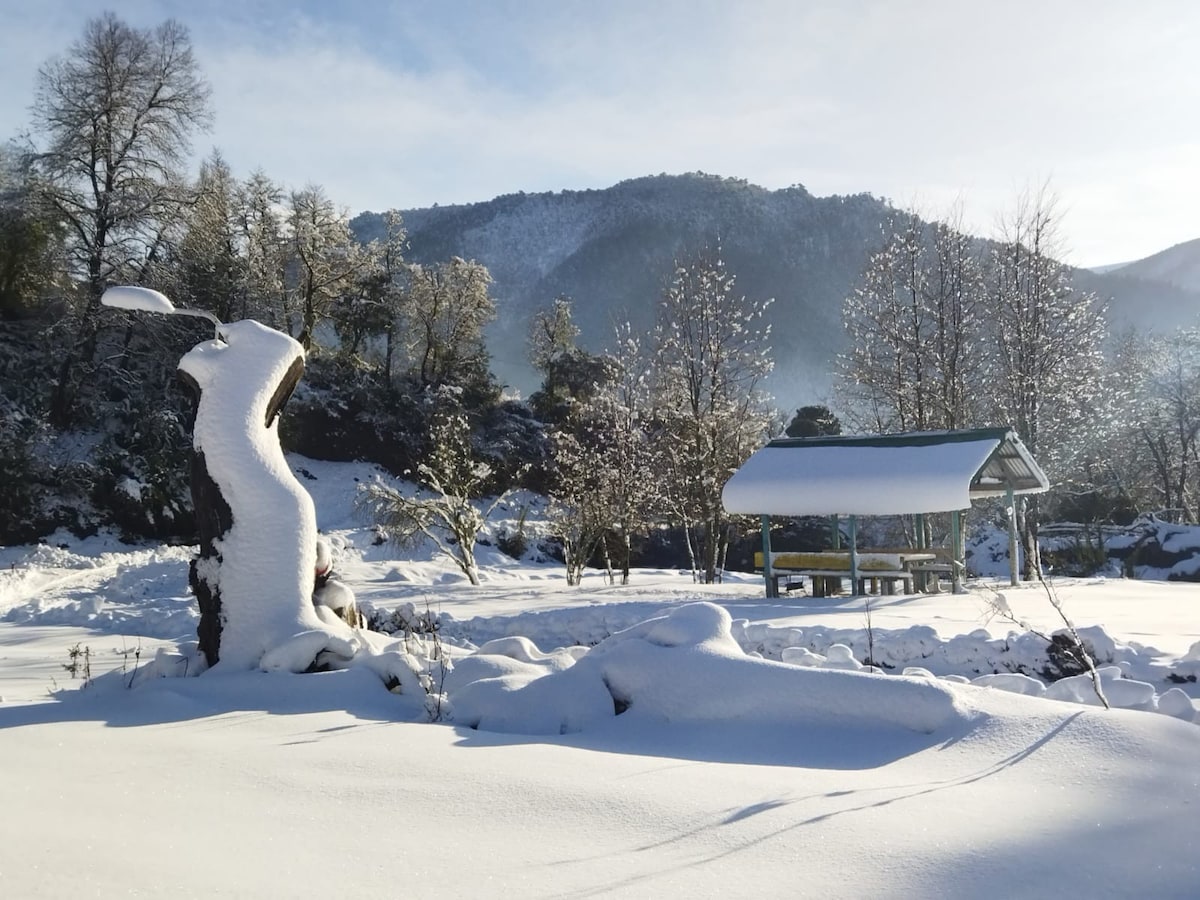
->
[983,580,1110,709]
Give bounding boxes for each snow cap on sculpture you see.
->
[180,320,356,670]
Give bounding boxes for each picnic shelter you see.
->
[721,427,1050,597]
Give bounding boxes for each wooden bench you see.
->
[753,552,918,597]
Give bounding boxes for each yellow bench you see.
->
[753,551,921,597]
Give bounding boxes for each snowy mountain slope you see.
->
[355,174,889,399]
[356,175,1200,400]
[1112,237,1200,293]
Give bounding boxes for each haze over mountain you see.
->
[1101,239,1200,295]
[353,174,1200,404]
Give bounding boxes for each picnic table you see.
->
[753,550,939,597]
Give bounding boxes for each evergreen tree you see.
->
[175,151,245,323]
[332,209,406,368]
[0,144,64,319]
[528,295,612,423]
[286,184,371,350]
[784,405,842,438]
[236,170,288,328]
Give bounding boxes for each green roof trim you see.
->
[767,426,1013,450]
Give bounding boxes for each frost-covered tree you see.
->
[652,243,774,583]
[839,212,985,432]
[593,323,658,583]
[0,145,64,318]
[235,170,288,328]
[401,256,496,396]
[1123,329,1200,520]
[31,13,212,424]
[985,186,1108,576]
[286,184,370,350]
[174,151,245,323]
[530,295,580,379]
[545,322,656,585]
[547,421,613,586]
[333,209,406,367]
[363,394,509,586]
[925,217,986,430]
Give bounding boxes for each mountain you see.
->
[1107,238,1200,294]
[354,173,890,403]
[1074,238,1200,335]
[352,175,1200,402]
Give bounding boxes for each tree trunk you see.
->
[702,516,719,584]
[1020,495,1041,581]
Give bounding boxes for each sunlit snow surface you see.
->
[2,455,1199,898]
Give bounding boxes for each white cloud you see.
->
[2,0,1198,263]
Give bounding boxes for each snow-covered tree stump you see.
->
[179,320,358,671]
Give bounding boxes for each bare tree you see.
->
[31,13,212,424]
[838,210,985,432]
[652,242,774,583]
[363,398,509,586]
[985,185,1108,577]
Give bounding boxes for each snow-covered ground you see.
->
[2,456,1199,897]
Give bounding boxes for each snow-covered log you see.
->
[178,320,357,670]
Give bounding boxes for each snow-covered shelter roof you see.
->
[722,427,1049,517]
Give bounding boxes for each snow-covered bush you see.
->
[362,395,517,586]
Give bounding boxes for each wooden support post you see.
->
[831,515,841,549]
[915,513,926,550]
[951,509,964,594]
[761,515,776,599]
[848,515,860,597]
[1006,486,1020,588]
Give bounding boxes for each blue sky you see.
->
[2,0,1197,266]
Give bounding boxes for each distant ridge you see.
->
[353,175,1200,400]
[1110,238,1200,294]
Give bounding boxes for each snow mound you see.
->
[446,602,968,736]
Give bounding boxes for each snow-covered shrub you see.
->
[496,503,530,559]
[366,601,445,636]
[362,427,510,587]
[1040,632,1101,681]
[1040,525,1113,577]
[92,401,194,541]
